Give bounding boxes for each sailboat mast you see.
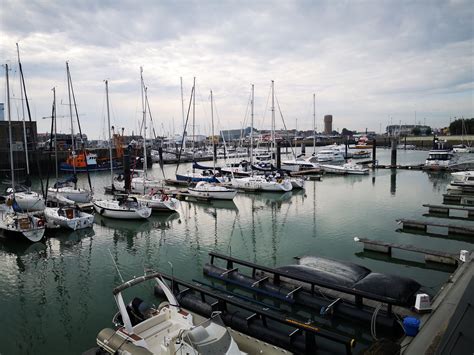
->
[271,80,275,160]
[211,90,215,170]
[16,44,30,177]
[105,80,113,187]
[140,67,147,187]
[66,62,77,182]
[53,87,59,188]
[313,93,316,155]
[180,77,185,142]
[192,77,196,155]
[250,84,254,167]
[6,64,15,197]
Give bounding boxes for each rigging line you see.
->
[275,93,297,159]
[175,85,195,174]
[258,83,272,132]
[108,248,125,283]
[68,63,93,192]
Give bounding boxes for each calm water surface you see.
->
[1,149,471,354]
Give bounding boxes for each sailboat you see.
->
[93,80,152,220]
[7,44,45,212]
[133,68,180,212]
[231,83,293,192]
[43,88,94,230]
[175,78,222,183]
[187,90,237,200]
[0,63,46,242]
[47,62,92,203]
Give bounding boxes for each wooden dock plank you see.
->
[355,237,458,265]
[397,219,474,236]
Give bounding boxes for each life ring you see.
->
[37,219,45,227]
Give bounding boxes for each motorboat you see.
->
[316,149,345,163]
[281,157,320,172]
[95,272,243,354]
[321,161,369,175]
[44,206,94,230]
[136,192,181,212]
[452,144,471,153]
[0,207,46,242]
[188,181,238,200]
[424,149,455,169]
[93,195,152,219]
[352,150,371,159]
[447,171,474,191]
[231,175,293,192]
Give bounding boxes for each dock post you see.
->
[345,136,348,158]
[213,142,217,164]
[372,139,376,167]
[301,143,306,155]
[158,146,163,166]
[390,138,397,167]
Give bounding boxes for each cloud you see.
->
[0,0,472,138]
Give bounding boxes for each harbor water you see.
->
[1,149,471,354]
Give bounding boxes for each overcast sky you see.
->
[1,0,473,139]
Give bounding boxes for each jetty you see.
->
[397,218,474,236]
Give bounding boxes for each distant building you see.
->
[0,103,4,121]
[0,121,37,152]
[220,127,258,141]
[324,115,333,134]
[386,124,431,136]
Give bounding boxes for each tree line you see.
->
[449,118,474,135]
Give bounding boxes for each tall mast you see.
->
[192,77,196,154]
[6,64,15,198]
[250,84,254,167]
[180,77,185,143]
[210,90,215,170]
[16,44,30,178]
[271,80,275,160]
[66,62,77,183]
[52,87,58,189]
[140,67,147,193]
[105,80,113,187]
[313,93,316,155]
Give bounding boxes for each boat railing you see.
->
[113,272,163,295]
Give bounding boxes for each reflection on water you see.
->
[0,154,471,354]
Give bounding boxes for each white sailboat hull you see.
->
[93,200,151,219]
[136,195,181,212]
[188,186,238,200]
[48,187,92,203]
[44,207,94,230]
[0,211,46,242]
[12,191,45,211]
[231,176,293,192]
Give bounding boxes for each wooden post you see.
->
[372,139,377,167]
[390,138,397,167]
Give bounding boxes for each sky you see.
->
[1,0,473,139]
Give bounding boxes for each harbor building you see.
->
[324,115,333,134]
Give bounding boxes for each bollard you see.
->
[372,139,377,167]
[391,138,397,167]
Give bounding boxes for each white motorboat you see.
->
[321,161,369,175]
[44,206,94,230]
[352,150,371,159]
[9,190,45,211]
[424,149,455,169]
[316,149,345,163]
[452,144,471,153]
[281,157,320,172]
[231,175,293,192]
[96,272,243,355]
[447,171,474,191]
[188,181,238,200]
[0,208,46,242]
[47,185,92,203]
[94,195,152,219]
[136,193,181,212]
